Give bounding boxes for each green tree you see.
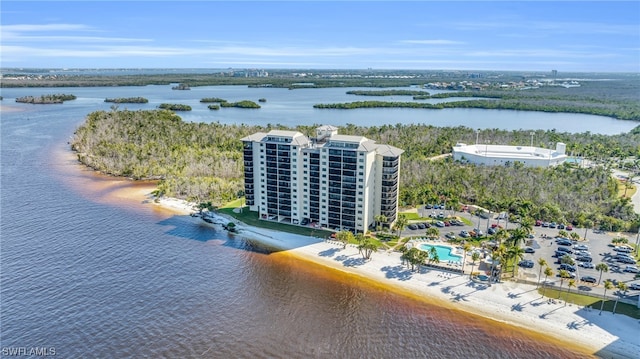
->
[596,263,609,285]
[557,270,570,299]
[375,214,388,232]
[462,243,472,273]
[599,280,614,315]
[612,282,628,315]
[565,279,576,306]
[507,245,526,277]
[536,258,547,288]
[469,251,480,278]
[336,230,354,249]
[394,214,408,237]
[541,266,553,298]
[426,227,440,240]
[357,237,379,260]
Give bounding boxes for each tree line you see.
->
[70,109,640,231]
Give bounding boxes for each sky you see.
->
[1,1,639,72]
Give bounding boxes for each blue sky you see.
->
[1,1,639,72]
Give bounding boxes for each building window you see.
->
[359,159,364,162]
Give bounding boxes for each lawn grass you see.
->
[218,206,333,238]
[538,287,640,319]
[399,211,425,220]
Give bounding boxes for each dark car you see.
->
[524,247,535,253]
[575,256,592,263]
[559,264,576,272]
[417,223,426,229]
[487,227,496,235]
[581,276,597,283]
[556,247,573,254]
[301,218,309,226]
[518,260,534,268]
[557,240,573,246]
[408,224,418,230]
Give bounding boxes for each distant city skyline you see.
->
[1,1,639,72]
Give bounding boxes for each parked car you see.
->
[618,257,637,264]
[556,247,573,254]
[435,221,445,227]
[575,256,593,263]
[578,262,595,269]
[629,283,640,290]
[557,223,565,229]
[535,220,542,226]
[613,246,633,253]
[519,260,534,268]
[459,230,470,238]
[549,222,557,228]
[445,232,457,240]
[557,240,573,246]
[581,275,597,283]
[558,272,576,279]
[575,250,592,257]
[417,223,426,229]
[624,265,639,273]
[487,227,496,235]
[301,218,309,226]
[566,225,573,231]
[524,247,535,254]
[408,224,418,230]
[574,244,589,251]
[559,264,576,272]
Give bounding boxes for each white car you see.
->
[629,283,640,290]
[623,265,639,273]
[578,262,595,269]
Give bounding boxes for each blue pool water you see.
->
[417,244,463,263]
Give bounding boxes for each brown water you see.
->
[1,91,599,358]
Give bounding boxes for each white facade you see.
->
[241,126,403,233]
[452,142,567,167]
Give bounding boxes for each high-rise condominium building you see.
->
[241,125,403,233]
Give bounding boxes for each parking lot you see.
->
[400,209,640,303]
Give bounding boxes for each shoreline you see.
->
[154,195,639,359]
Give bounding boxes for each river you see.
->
[0,84,624,358]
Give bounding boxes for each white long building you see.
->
[452,142,567,167]
[241,125,403,233]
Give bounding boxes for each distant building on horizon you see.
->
[452,142,567,167]
[241,126,403,233]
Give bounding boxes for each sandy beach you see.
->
[155,196,640,359]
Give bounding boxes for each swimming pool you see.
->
[417,244,463,263]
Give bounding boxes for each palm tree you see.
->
[596,263,609,285]
[541,267,554,298]
[519,217,534,235]
[557,270,569,298]
[462,243,472,273]
[426,227,439,240]
[428,246,438,265]
[536,258,547,288]
[565,279,576,306]
[469,251,480,278]
[599,280,614,315]
[569,232,581,241]
[335,230,354,249]
[508,227,528,248]
[494,228,509,245]
[357,237,379,260]
[612,282,628,315]
[507,245,526,277]
[375,214,387,232]
[394,214,408,237]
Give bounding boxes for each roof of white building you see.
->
[452,143,565,160]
